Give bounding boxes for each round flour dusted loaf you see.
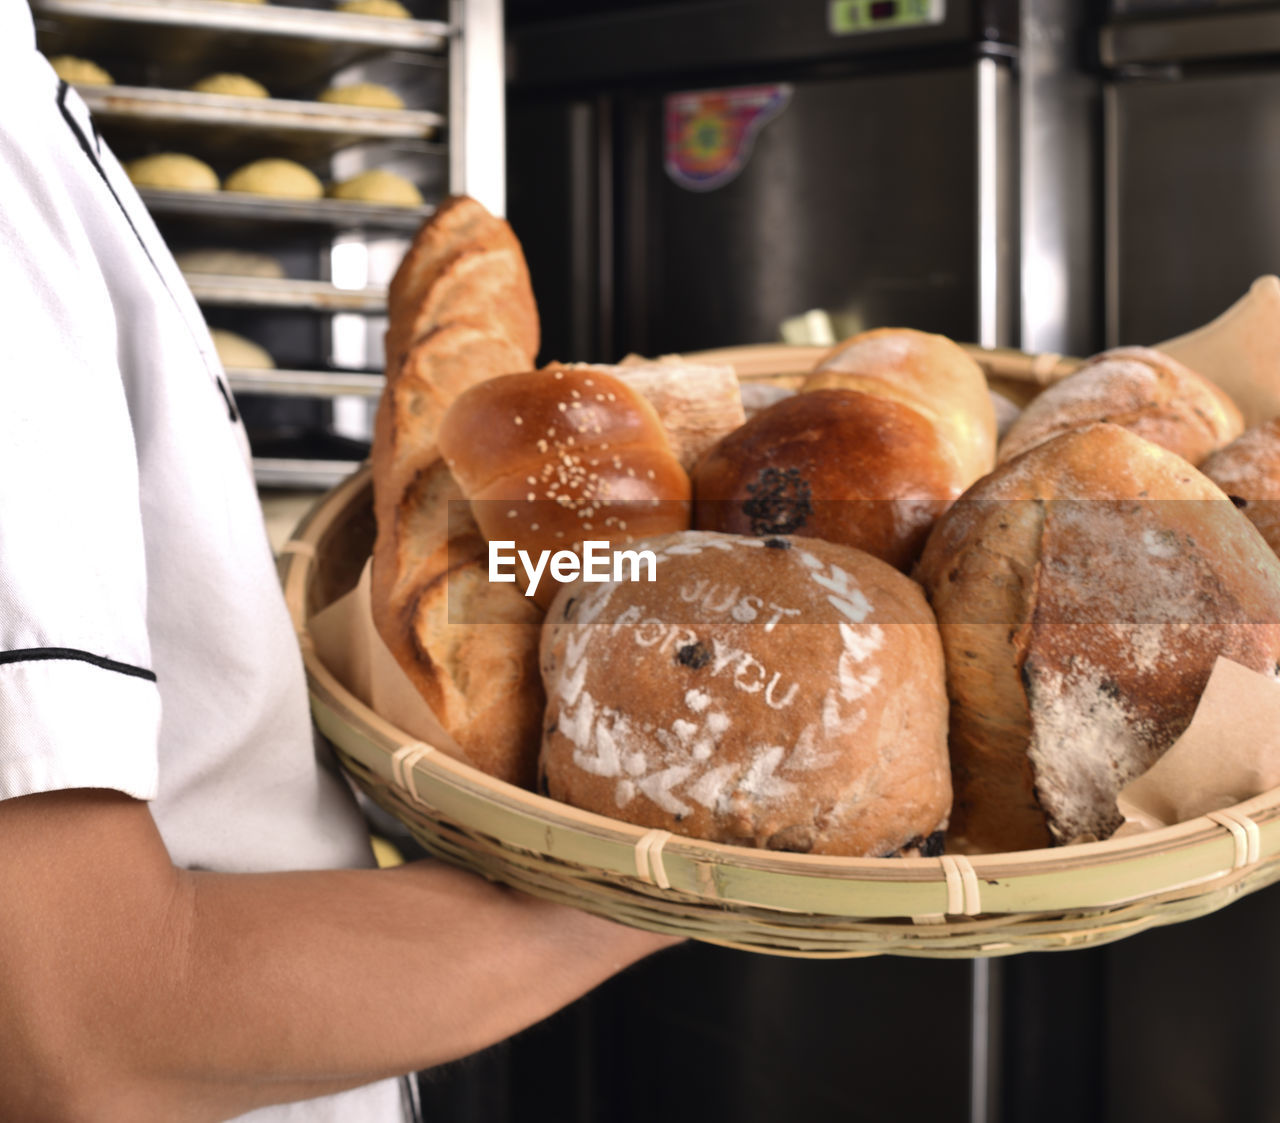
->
[917,423,1280,852]
[1201,418,1280,556]
[540,531,951,857]
[998,346,1242,466]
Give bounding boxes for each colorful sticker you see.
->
[664,83,792,193]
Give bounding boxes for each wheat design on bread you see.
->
[369,196,543,786]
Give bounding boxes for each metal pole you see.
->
[449,0,506,215]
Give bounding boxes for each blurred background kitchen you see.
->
[33,0,1280,1118]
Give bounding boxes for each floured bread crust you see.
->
[540,531,951,857]
[554,358,745,471]
[918,423,1280,851]
[998,347,1243,466]
[806,326,997,487]
[1201,419,1280,556]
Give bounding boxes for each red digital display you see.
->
[870,0,897,17]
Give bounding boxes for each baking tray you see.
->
[80,85,443,164]
[228,366,384,397]
[139,187,431,233]
[33,0,449,93]
[189,274,388,312]
[253,456,365,490]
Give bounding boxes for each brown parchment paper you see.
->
[1116,657,1280,834]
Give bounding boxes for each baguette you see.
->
[370,198,545,784]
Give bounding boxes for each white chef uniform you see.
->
[0,4,411,1119]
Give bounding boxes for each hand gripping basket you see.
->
[280,344,1280,959]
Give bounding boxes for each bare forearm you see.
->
[170,862,668,1108]
[0,790,676,1122]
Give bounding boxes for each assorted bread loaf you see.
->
[540,531,951,857]
[693,328,996,570]
[918,423,1280,852]
[1201,419,1280,556]
[437,366,692,607]
[370,195,1280,860]
[996,346,1243,465]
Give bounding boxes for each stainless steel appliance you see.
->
[508,0,1102,366]
[1102,0,1280,345]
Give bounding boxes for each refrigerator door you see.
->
[614,61,1013,358]
[1106,68,1280,346]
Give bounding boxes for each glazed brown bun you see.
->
[540,531,951,857]
[997,346,1243,466]
[917,423,1280,852]
[437,366,692,606]
[805,326,998,486]
[692,388,957,570]
[1201,418,1280,555]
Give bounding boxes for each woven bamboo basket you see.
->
[281,343,1280,959]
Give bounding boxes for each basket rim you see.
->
[283,342,1280,928]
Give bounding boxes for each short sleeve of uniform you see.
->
[0,63,161,801]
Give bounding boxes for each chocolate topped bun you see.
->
[539,531,951,857]
[691,388,957,570]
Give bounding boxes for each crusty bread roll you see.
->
[125,153,219,193]
[176,249,285,279]
[1201,418,1280,555]
[49,55,113,86]
[329,169,423,207]
[540,530,951,856]
[692,388,956,570]
[318,82,405,109]
[210,328,273,370]
[371,198,543,782]
[917,423,1280,852]
[224,158,323,200]
[189,73,268,98]
[338,0,410,16]
[806,327,997,487]
[554,357,745,471]
[998,346,1243,466]
[437,366,692,606]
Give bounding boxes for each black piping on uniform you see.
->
[54,80,239,424]
[56,81,164,278]
[0,647,157,682]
